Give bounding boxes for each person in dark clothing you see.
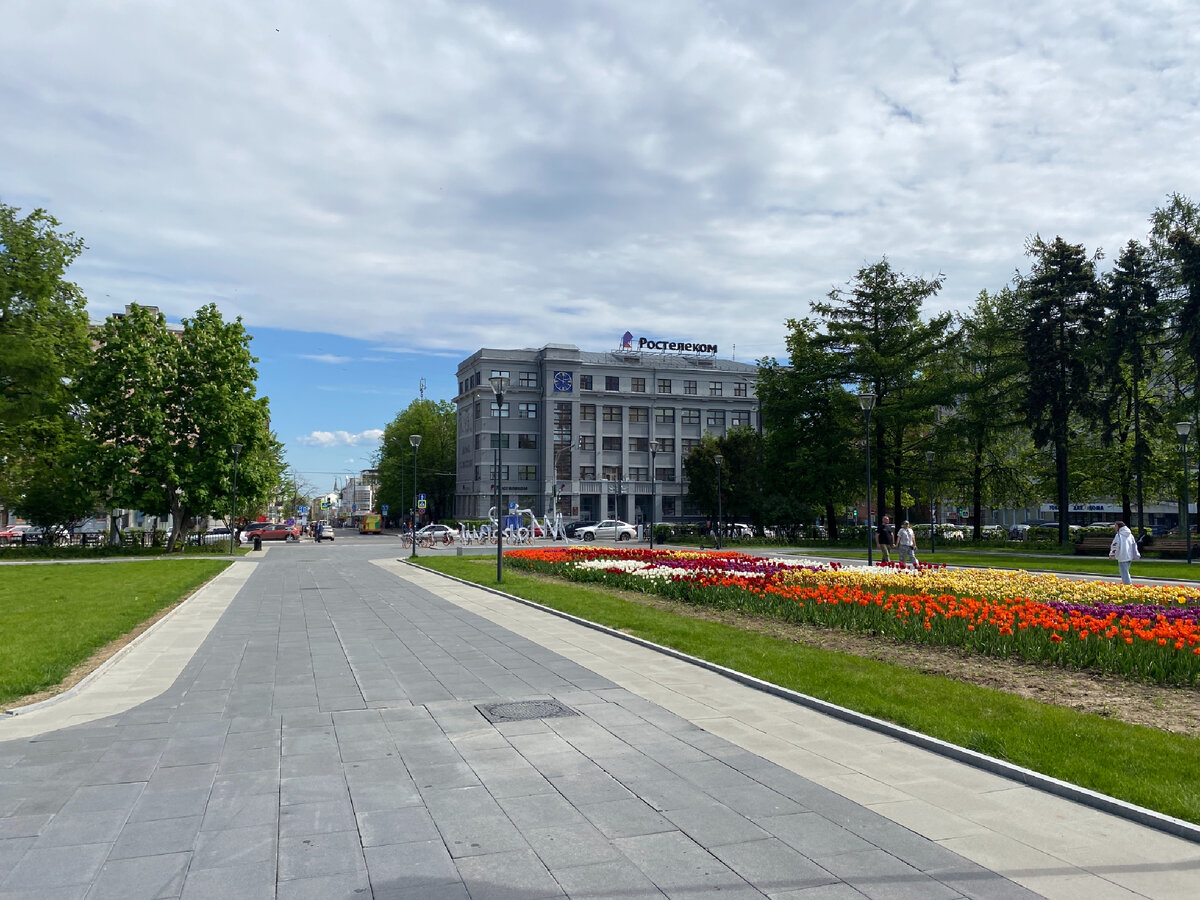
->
[876,515,894,562]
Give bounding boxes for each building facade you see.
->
[454,342,759,524]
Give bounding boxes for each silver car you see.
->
[578,520,637,542]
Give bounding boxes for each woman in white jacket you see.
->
[1109,521,1140,585]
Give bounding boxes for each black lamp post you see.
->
[925,449,935,556]
[409,434,422,558]
[1178,422,1193,564]
[859,392,876,565]
[649,440,660,549]
[230,442,242,556]
[489,375,509,582]
[714,453,724,550]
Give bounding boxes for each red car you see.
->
[0,524,34,544]
[241,522,300,543]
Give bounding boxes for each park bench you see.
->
[1147,536,1197,559]
[1074,534,1114,556]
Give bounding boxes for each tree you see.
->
[1017,236,1102,545]
[809,258,952,523]
[0,204,92,516]
[377,399,457,524]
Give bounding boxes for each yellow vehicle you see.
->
[358,514,383,534]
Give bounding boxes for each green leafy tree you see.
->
[0,204,92,516]
[1017,236,1103,544]
[809,259,953,523]
[377,399,456,524]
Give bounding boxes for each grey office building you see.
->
[454,342,759,524]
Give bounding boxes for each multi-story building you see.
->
[454,340,759,524]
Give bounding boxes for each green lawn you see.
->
[0,559,231,706]
[416,555,1200,826]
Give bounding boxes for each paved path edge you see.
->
[406,558,1200,846]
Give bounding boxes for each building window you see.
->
[628,466,648,482]
[657,378,671,394]
[580,374,593,390]
[655,407,674,424]
[629,437,649,453]
[662,496,676,517]
[474,465,480,481]
[519,371,538,388]
[517,402,537,418]
[709,381,723,396]
[491,401,509,417]
[656,437,675,453]
[631,377,646,392]
[580,403,596,421]
[682,408,700,425]
[490,369,510,380]
[602,436,622,452]
[578,435,595,451]
[734,382,748,397]
[489,464,510,481]
[517,465,537,481]
[655,467,676,482]
[731,411,750,428]
[605,375,620,391]
[602,405,621,422]
[602,465,621,480]
[518,434,538,449]
[579,465,595,481]
[554,450,571,480]
[629,406,648,423]
[706,409,726,428]
[682,438,701,454]
[684,380,697,395]
[489,434,510,449]
[474,401,481,418]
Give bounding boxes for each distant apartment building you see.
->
[454,339,759,523]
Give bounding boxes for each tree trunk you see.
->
[825,501,838,541]
[1055,429,1070,546]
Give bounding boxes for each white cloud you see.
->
[297,429,384,448]
[300,354,352,364]
[3,0,1198,365]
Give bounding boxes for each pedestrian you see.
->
[1109,520,1140,585]
[896,520,918,566]
[876,514,894,562]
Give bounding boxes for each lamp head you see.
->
[409,434,422,448]
[489,374,509,397]
[857,392,877,411]
[650,440,661,453]
[714,454,723,467]
[1177,421,1194,439]
[925,450,934,464]
[232,442,243,457]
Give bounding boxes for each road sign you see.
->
[297,505,308,513]
[381,504,389,514]
[418,493,427,510]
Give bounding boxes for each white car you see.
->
[577,520,637,542]
[415,524,460,544]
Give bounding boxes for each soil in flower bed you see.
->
[536,574,1200,738]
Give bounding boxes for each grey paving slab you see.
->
[0,544,1076,898]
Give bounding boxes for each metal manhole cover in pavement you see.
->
[476,699,578,724]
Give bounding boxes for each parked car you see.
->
[577,520,637,542]
[0,524,34,544]
[415,524,459,544]
[241,522,300,542]
[729,523,755,538]
[313,521,334,542]
[564,520,598,539]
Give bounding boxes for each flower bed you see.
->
[505,547,1200,685]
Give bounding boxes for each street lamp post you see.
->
[859,393,877,565]
[649,440,661,549]
[409,434,422,558]
[1178,422,1193,564]
[490,375,509,582]
[230,443,243,556]
[714,453,724,550]
[925,449,935,556]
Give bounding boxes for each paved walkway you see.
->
[0,542,1196,898]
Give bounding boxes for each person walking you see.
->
[896,520,918,566]
[876,515,894,563]
[1109,520,1141,585]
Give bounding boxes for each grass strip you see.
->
[417,555,1200,825]
[0,559,231,706]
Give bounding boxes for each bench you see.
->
[1074,534,1114,556]
[1147,536,1198,559]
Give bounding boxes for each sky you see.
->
[3,1,1197,490]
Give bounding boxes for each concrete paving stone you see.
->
[434,812,529,858]
[611,830,759,897]
[663,803,772,847]
[279,773,350,807]
[31,807,124,850]
[275,869,372,900]
[523,821,623,869]
[108,813,202,858]
[345,779,424,812]
[178,859,276,900]
[0,842,109,890]
[0,836,34,872]
[336,739,400,762]
[158,735,226,767]
[918,861,1043,900]
[357,805,440,847]
[475,768,558,800]
[99,737,168,760]
[277,828,366,881]
[279,711,333,730]
[0,815,48,841]
[86,850,190,899]
[767,884,871,899]
[754,812,877,859]
[549,858,668,900]
[126,786,211,823]
[0,885,89,900]
[497,790,590,830]
[454,848,565,900]
[362,837,460,887]
[278,799,357,837]
[405,760,481,791]
[456,745,529,772]
[146,762,219,793]
[210,769,279,798]
[710,838,839,893]
[224,729,283,753]
[815,848,963,900]
[59,781,145,815]
[549,769,638,806]
[190,822,278,870]
[279,751,343,778]
[218,745,280,774]
[419,784,504,820]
